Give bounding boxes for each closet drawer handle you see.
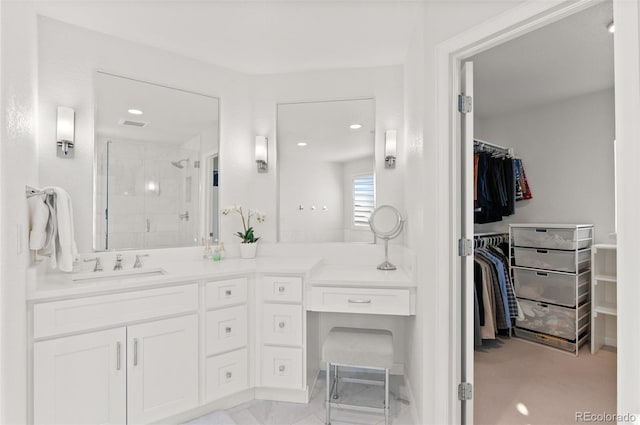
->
[535,229,547,233]
[536,249,548,254]
[536,272,548,277]
[537,303,549,308]
[348,299,372,304]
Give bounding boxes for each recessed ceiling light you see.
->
[297,142,308,147]
[607,21,615,33]
[349,124,362,129]
[128,108,143,115]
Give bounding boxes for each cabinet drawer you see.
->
[309,286,411,316]
[206,348,248,402]
[263,276,302,303]
[512,226,593,250]
[514,268,589,307]
[513,247,591,273]
[206,277,248,309]
[516,299,590,340]
[34,284,198,339]
[262,304,302,346]
[206,305,248,356]
[261,346,303,389]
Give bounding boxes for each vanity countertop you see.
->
[28,257,323,302]
[310,264,415,288]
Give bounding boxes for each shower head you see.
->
[171,159,189,169]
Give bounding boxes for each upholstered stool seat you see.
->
[322,327,394,425]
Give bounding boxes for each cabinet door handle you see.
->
[133,338,139,366]
[278,321,286,329]
[225,327,232,334]
[348,299,372,304]
[225,290,232,297]
[278,365,285,372]
[226,372,232,379]
[278,286,286,293]
[116,341,121,371]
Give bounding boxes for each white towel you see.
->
[28,196,52,250]
[39,186,78,272]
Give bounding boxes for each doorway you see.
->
[452,1,617,424]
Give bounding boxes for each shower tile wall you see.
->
[95,138,200,250]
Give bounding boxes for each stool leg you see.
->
[326,362,331,425]
[333,365,339,399]
[384,368,390,425]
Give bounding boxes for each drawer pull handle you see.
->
[348,299,372,304]
[278,286,286,293]
[226,372,232,379]
[116,342,121,371]
[278,321,286,329]
[225,327,232,334]
[279,365,286,372]
[225,290,232,296]
[535,229,547,233]
[536,249,548,254]
[133,338,139,366]
[536,272,548,277]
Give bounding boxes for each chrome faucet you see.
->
[113,254,123,271]
[133,254,149,269]
[84,257,103,272]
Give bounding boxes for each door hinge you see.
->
[458,94,472,114]
[458,238,473,257]
[458,382,473,401]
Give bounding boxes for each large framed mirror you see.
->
[277,98,375,243]
[93,72,220,251]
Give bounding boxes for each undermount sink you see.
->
[71,268,167,284]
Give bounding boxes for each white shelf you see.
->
[594,274,617,283]
[594,302,617,317]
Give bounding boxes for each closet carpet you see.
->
[475,337,616,425]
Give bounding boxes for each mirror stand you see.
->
[378,237,396,270]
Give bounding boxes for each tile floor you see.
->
[185,372,416,425]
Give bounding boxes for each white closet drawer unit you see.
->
[514,268,590,307]
[33,284,198,339]
[263,276,302,303]
[516,299,590,340]
[513,247,591,273]
[206,305,248,355]
[206,348,248,402]
[309,286,411,316]
[261,346,303,389]
[262,304,302,346]
[206,278,248,309]
[512,226,593,250]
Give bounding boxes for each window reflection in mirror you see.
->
[93,72,220,251]
[277,99,375,243]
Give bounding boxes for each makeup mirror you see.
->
[368,205,404,270]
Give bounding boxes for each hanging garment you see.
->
[474,153,518,223]
[514,158,533,201]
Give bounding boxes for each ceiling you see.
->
[472,1,614,119]
[35,1,421,75]
[277,99,375,163]
[94,72,219,144]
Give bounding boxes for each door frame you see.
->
[434,0,637,423]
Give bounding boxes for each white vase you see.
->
[239,242,257,259]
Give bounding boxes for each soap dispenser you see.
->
[212,239,221,262]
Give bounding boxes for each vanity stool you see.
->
[322,327,394,425]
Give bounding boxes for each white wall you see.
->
[0,2,38,423]
[474,88,616,243]
[251,66,405,244]
[37,17,252,252]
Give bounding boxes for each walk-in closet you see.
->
[466,2,617,424]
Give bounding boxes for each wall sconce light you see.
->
[255,136,268,172]
[385,130,397,169]
[56,106,75,158]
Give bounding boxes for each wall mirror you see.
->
[277,98,375,243]
[93,71,220,251]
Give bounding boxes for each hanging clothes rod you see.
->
[474,139,514,157]
[473,231,509,238]
[25,185,54,199]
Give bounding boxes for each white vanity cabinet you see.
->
[33,283,200,425]
[259,275,305,391]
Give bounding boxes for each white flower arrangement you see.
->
[221,206,266,243]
